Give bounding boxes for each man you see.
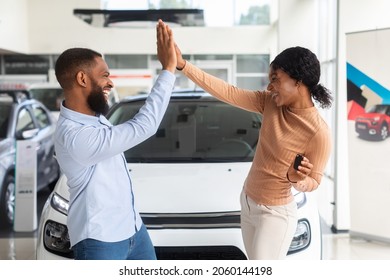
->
[54,21,176,260]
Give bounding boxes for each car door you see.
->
[30,104,58,190]
[15,105,48,190]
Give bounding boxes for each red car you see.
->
[355,104,390,140]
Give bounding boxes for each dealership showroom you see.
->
[1,0,390,267]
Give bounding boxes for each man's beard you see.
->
[87,81,110,116]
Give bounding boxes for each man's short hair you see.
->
[55,48,102,90]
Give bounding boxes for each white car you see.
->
[36,90,322,260]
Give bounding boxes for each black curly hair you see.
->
[270,46,333,109]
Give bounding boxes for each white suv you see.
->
[36,90,322,260]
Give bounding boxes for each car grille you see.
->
[141,211,241,229]
[155,246,247,260]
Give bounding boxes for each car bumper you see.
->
[355,122,380,135]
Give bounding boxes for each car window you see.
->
[0,103,11,138]
[16,107,36,136]
[108,98,261,162]
[368,105,387,114]
[29,88,64,111]
[32,105,51,129]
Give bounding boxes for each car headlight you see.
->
[51,192,69,215]
[43,192,72,257]
[288,219,311,254]
[371,116,380,125]
[43,220,73,258]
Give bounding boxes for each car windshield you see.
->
[367,104,389,114]
[0,103,11,138]
[29,88,64,111]
[108,97,261,162]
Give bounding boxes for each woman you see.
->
[161,18,332,260]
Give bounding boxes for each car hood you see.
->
[55,162,251,213]
[356,113,383,119]
[130,162,250,213]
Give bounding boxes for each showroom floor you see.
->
[1,231,390,260]
[1,188,390,260]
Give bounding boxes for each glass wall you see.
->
[318,0,337,180]
[3,55,51,75]
[101,0,270,27]
[0,52,270,93]
[236,54,269,90]
[150,53,270,90]
[105,55,148,69]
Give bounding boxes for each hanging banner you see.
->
[346,28,390,243]
[14,140,37,232]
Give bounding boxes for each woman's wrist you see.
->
[176,60,186,71]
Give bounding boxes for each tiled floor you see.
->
[1,231,390,260]
[1,188,390,260]
[0,236,37,260]
[322,233,390,260]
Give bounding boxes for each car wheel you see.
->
[0,174,15,229]
[379,124,388,140]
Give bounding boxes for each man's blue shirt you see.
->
[54,71,175,247]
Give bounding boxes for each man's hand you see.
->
[157,20,177,73]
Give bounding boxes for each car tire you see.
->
[379,123,388,140]
[0,174,15,229]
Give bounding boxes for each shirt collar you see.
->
[59,101,101,126]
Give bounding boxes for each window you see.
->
[16,108,35,136]
[0,104,11,138]
[4,55,50,75]
[101,0,271,27]
[105,55,148,69]
[236,54,269,90]
[32,106,51,129]
[108,95,261,162]
[237,54,269,73]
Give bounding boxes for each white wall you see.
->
[27,0,101,53]
[0,0,29,53]
[278,0,319,53]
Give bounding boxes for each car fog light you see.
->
[43,220,73,258]
[369,129,377,135]
[288,219,311,254]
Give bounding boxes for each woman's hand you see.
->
[296,156,313,179]
[174,44,186,70]
[289,156,318,192]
